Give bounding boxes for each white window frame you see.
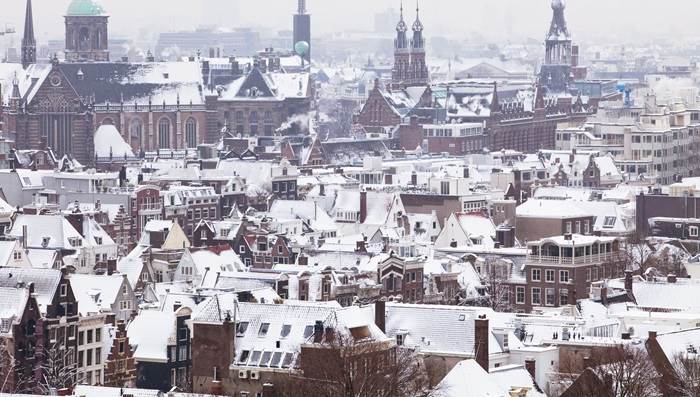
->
[531,268,541,282]
[531,287,541,305]
[545,269,555,283]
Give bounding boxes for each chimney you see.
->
[375,299,386,333]
[600,286,608,306]
[648,330,657,340]
[667,274,677,283]
[313,320,324,343]
[262,383,275,397]
[57,388,72,396]
[411,171,417,186]
[624,270,634,294]
[360,190,367,223]
[475,314,489,371]
[463,167,470,179]
[319,183,325,196]
[210,380,223,396]
[583,356,592,369]
[621,332,631,340]
[22,224,28,249]
[524,359,536,381]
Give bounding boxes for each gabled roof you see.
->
[0,267,62,314]
[0,286,30,335]
[69,274,128,316]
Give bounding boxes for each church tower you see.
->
[408,2,428,86]
[539,0,572,92]
[64,0,110,62]
[391,2,410,89]
[21,0,36,69]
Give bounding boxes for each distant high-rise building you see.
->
[293,0,311,61]
[64,0,110,62]
[539,0,572,92]
[392,1,429,89]
[21,0,36,69]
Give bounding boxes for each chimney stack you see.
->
[475,314,489,371]
[524,358,536,381]
[600,286,608,306]
[313,320,324,343]
[667,274,677,283]
[375,299,386,333]
[624,270,634,294]
[359,190,367,223]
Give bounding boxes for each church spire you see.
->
[21,0,36,69]
[490,81,501,114]
[395,0,408,49]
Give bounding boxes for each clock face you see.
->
[50,75,62,87]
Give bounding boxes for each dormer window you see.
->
[95,237,102,245]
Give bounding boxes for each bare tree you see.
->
[670,353,700,397]
[276,330,438,397]
[37,342,78,395]
[552,344,659,397]
[473,259,514,312]
[0,338,30,394]
[621,233,655,274]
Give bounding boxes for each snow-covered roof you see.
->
[0,286,30,335]
[127,309,176,363]
[69,274,128,316]
[516,199,591,219]
[0,268,62,314]
[94,124,135,158]
[433,359,544,397]
[8,214,84,250]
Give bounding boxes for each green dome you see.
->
[66,0,105,16]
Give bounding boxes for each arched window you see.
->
[158,118,171,149]
[129,118,143,150]
[79,27,90,51]
[249,111,258,135]
[185,118,197,149]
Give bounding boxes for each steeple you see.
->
[297,0,307,14]
[395,1,408,50]
[412,1,424,49]
[490,81,501,114]
[21,0,36,69]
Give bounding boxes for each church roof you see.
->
[66,0,106,16]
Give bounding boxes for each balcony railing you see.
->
[527,252,622,265]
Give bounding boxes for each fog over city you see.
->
[2,0,700,43]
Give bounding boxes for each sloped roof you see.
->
[0,268,61,314]
[94,125,135,158]
[69,274,126,316]
[127,309,175,363]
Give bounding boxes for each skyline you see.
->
[1,0,700,46]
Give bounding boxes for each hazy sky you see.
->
[2,0,700,44]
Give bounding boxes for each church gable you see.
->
[26,65,83,113]
[234,67,275,98]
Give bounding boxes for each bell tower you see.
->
[539,0,572,92]
[64,0,110,62]
[408,1,428,86]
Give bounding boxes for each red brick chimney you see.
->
[624,270,634,294]
[600,286,608,306]
[360,190,367,223]
[524,358,536,380]
[210,380,223,395]
[375,299,386,333]
[475,314,489,371]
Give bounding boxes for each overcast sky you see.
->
[2,0,699,44]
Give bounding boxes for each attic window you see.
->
[258,322,270,336]
[280,324,291,338]
[236,321,249,336]
[303,325,314,339]
[95,237,103,245]
[163,73,169,79]
[603,216,616,228]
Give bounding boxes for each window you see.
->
[560,289,569,305]
[691,226,699,237]
[86,348,93,366]
[87,329,93,344]
[560,270,570,283]
[280,324,291,338]
[129,118,143,148]
[185,118,197,148]
[95,347,101,365]
[516,286,525,304]
[60,283,67,297]
[603,216,616,228]
[575,221,581,234]
[532,287,541,305]
[258,323,270,336]
[303,325,314,339]
[545,288,555,306]
[584,220,590,234]
[531,269,541,282]
[13,251,22,260]
[586,268,591,281]
[565,222,572,234]
[440,181,450,195]
[158,119,171,149]
[545,269,555,283]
